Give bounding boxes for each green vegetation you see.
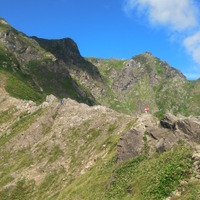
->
[0,43,18,68]
[36,171,61,199]
[155,60,165,75]
[47,145,64,163]
[0,149,33,189]
[0,106,17,125]
[5,73,45,103]
[27,59,95,105]
[105,144,193,200]
[179,179,200,199]
[86,58,126,86]
[55,143,193,200]
[0,178,35,200]
[0,108,44,147]
[0,48,45,104]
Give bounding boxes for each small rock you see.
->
[172,190,181,197]
[40,102,49,108]
[195,174,200,179]
[46,94,57,104]
[6,129,11,136]
[192,153,200,160]
[155,138,166,153]
[180,180,187,186]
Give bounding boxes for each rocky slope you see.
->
[0,86,135,199]
[87,53,200,116]
[0,86,200,199]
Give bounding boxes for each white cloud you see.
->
[184,31,200,64]
[124,0,198,31]
[124,0,200,68]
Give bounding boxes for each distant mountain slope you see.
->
[0,18,96,105]
[0,17,200,116]
[87,52,200,117]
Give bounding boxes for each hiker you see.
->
[145,105,149,113]
[60,98,62,105]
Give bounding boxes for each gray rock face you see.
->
[112,60,142,92]
[117,113,200,163]
[46,94,57,104]
[160,113,177,130]
[155,138,166,153]
[0,30,45,64]
[117,129,144,163]
[177,118,200,143]
[147,128,178,153]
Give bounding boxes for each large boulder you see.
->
[117,129,144,163]
[145,127,180,153]
[177,118,200,143]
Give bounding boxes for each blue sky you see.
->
[1,0,200,80]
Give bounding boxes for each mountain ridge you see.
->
[0,17,200,199]
[1,18,200,117]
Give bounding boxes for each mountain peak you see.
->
[31,36,82,64]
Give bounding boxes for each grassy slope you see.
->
[0,33,95,105]
[26,59,95,105]
[56,144,194,200]
[0,98,198,199]
[0,44,45,103]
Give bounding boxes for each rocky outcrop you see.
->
[160,114,200,143]
[31,37,82,64]
[117,113,200,163]
[0,29,48,64]
[177,118,200,142]
[160,113,177,130]
[148,128,179,153]
[112,59,141,92]
[117,129,144,163]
